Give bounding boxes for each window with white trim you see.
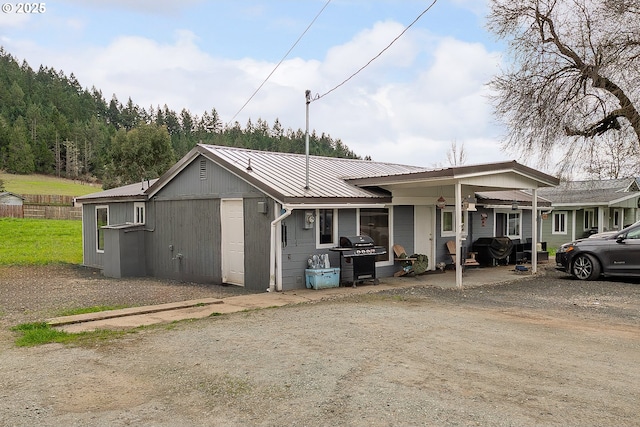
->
[134,202,145,225]
[613,209,620,230]
[316,208,337,248]
[552,211,567,234]
[496,211,521,239]
[96,205,108,253]
[584,209,595,230]
[441,208,455,237]
[441,208,465,237]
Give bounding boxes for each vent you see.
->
[199,159,207,180]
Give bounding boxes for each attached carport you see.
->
[347,161,560,288]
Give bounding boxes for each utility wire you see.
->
[311,0,438,103]
[227,0,332,126]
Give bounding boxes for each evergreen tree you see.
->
[6,118,35,174]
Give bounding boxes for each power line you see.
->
[311,0,438,103]
[227,0,332,126]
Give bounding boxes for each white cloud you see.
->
[0,10,31,29]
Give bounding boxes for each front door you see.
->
[414,205,434,269]
[221,199,245,286]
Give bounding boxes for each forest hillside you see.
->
[0,48,362,189]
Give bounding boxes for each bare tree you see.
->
[487,0,640,175]
[446,140,467,166]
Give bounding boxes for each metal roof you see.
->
[75,179,157,203]
[537,179,640,205]
[81,145,560,205]
[178,144,428,203]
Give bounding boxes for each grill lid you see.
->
[339,235,375,248]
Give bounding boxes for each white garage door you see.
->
[221,199,244,286]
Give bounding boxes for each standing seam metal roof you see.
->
[198,144,427,201]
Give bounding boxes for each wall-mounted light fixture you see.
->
[463,195,477,212]
[512,201,519,210]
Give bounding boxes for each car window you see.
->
[626,227,640,239]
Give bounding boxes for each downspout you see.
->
[269,203,292,292]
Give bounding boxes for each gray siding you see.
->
[243,197,272,291]
[82,202,135,269]
[82,204,101,268]
[158,157,262,199]
[281,210,318,290]
[393,205,414,253]
[145,198,221,283]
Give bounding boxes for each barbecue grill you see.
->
[331,235,387,287]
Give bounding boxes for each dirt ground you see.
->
[0,264,639,426]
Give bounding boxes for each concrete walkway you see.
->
[48,264,540,333]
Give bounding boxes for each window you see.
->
[613,209,620,230]
[441,208,465,237]
[496,211,521,239]
[627,225,640,239]
[441,209,454,237]
[359,207,391,263]
[316,209,337,248]
[507,212,520,237]
[134,202,145,225]
[584,209,595,230]
[552,211,567,234]
[96,206,108,252]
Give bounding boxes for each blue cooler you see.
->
[305,268,340,289]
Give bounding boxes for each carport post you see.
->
[532,188,538,273]
[455,182,463,288]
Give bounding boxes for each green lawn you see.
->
[0,218,82,265]
[0,172,101,196]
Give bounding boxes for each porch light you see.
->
[436,196,446,209]
[512,201,519,210]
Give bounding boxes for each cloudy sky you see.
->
[0,0,518,169]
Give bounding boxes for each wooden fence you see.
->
[0,205,23,218]
[0,194,82,220]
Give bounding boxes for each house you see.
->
[537,178,640,250]
[76,144,559,290]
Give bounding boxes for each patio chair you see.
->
[446,240,480,269]
[393,244,417,277]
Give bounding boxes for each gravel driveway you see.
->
[1,264,639,426]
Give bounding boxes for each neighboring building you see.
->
[0,192,25,218]
[0,192,24,206]
[538,179,640,250]
[77,144,559,290]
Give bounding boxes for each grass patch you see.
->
[0,217,82,265]
[56,305,130,317]
[0,172,101,196]
[12,322,76,346]
[11,322,132,347]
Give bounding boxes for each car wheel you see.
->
[572,254,601,280]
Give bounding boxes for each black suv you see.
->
[556,221,640,280]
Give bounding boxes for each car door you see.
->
[606,225,640,275]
